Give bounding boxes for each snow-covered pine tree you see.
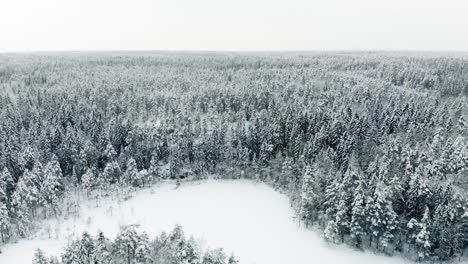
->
[334,191,350,243]
[148,155,161,182]
[430,185,461,260]
[350,179,367,248]
[104,142,117,161]
[450,136,468,174]
[15,202,31,238]
[138,169,149,187]
[406,166,431,219]
[380,199,398,254]
[324,219,339,243]
[0,184,5,206]
[123,158,139,187]
[415,206,432,261]
[166,225,200,264]
[32,248,49,264]
[202,248,228,264]
[18,169,40,217]
[299,165,315,224]
[367,183,386,249]
[228,253,239,264]
[94,231,111,264]
[0,202,11,242]
[280,157,294,187]
[78,232,96,263]
[331,158,361,243]
[102,160,121,185]
[0,167,14,205]
[112,225,140,263]
[61,240,81,264]
[324,178,339,220]
[81,168,96,191]
[40,157,63,217]
[12,172,37,226]
[18,145,37,172]
[135,232,150,264]
[259,141,273,166]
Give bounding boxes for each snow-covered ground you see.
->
[0,179,415,264]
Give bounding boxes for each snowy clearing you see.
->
[1,180,415,264]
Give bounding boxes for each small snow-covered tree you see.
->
[81,168,96,191]
[48,256,60,264]
[104,142,117,161]
[33,248,49,264]
[137,169,149,187]
[15,202,31,237]
[165,225,199,264]
[135,232,150,264]
[94,231,111,264]
[148,155,160,182]
[280,157,294,187]
[122,158,139,187]
[415,206,432,260]
[202,248,228,264]
[61,240,81,264]
[228,254,239,264]
[324,219,339,243]
[102,161,121,184]
[77,232,96,263]
[112,225,141,263]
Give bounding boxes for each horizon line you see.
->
[2,49,468,55]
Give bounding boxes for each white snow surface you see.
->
[0,179,416,264]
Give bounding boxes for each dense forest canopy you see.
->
[0,52,467,262]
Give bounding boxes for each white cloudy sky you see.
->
[0,0,467,52]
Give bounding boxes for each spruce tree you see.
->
[415,206,432,260]
[0,202,11,243]
[123,158,139,187]
[350,179,366,248]
[81,168,96,191]
[40,158,63,217]
[334,191,350,243]
[32,248,49,264]
[324,219,339,243]
[148,155,160,182]
[299,165,315,223]
[94,231,111,264]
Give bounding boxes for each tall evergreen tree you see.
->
[0,202,11,242]
[415,206,432,260]
[350,179,367,248]
[40,157,63,217]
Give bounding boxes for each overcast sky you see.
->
[1,0,467,52]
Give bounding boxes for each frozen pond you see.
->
[0,180,414,264]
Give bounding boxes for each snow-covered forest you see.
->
[0,52,467,263]
[32,224,238,264]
